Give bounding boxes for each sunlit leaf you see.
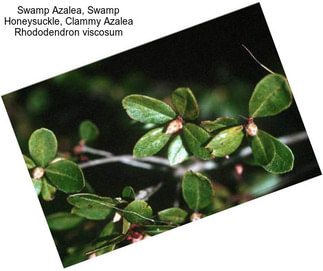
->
[46,212,85,231]
[167,135,190,165]
[201,117,239,132]
[171,87,199,120]
[41,178,56,201]
[28,128,57,167]
[32,178,42,195]
[183,123,212,160]
[122,94,176,124]
[158,208,188,224]
[133,127,171,157]
[45,160,85,193]
[23,155,35,169]
[123,200,153,224]
[249,74,292,118]
[79,120,99,143]
[206,125,244,157]
[251,129,275,165]
[182,171,213,211]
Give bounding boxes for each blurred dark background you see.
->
[2,3,320,226]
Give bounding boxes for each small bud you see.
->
[166,116,183,135]
[190,212,204,222]
[32,167,45,180]
[235,164,244,176]
[245,122,258,137]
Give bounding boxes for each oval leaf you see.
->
[201,117,238,132]
[183,123,212,160]
[133,127,171,158]
[71,207,114,220]
[249,74,292,118]
[46,212,84,231]
[171,87,199,120]
[182,171,213,211]
[32,178,42,195]
[28,128,57,167]
[45,160,85,193]
[79,120,99,143]
[206,125,244,157]
[122,94,176,124]
[251,129,275,165]
[23,155,35,169]
[41,178,56,201]
[122,186,136,201]
[158,208,188,224]
[123,200,153,224]
[168,135,190,166]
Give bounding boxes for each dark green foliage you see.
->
[79,120,99,143]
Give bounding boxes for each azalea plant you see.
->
[21,68,295,267]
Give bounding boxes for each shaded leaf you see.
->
[86,234,126,255]
[122,94,176,124]
[133,127,171,157]
[32,178,42,195]
[251,129,275,165]
[158,208,188,224]
[123,200,153,224]
[249,74,292,118]
[94,221,119,256]
[45,160,85,193]
[46,212,85,231]
[206,125,244,157]
[122,186,136,201]
[71,207,114,220]
[137,224,176,236]
[183,123,212,160]
[171,87,199,120]
[182,171,213,211]
[79,120,99,143]
[41,178,56,201]
[28,128,57,167]
[201,117,239,132]
[23,155,35,169]
[167,135,190,165]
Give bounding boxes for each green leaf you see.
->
[94,221,119,256]
[41,178,56,201]
[133,127,171,157]
[23,155,35,169]
[28,128,57,167]
[122,186,136,201]
[79,120,99,143]
[201,117,238,132]
[183,123,212,160]
[182,171,213,211]
[137,224,176,236]
[45,160,85,193]
[46,212,84,231]
[158,208,188,224]
[123,200,153,224]
[171,87,199,120]
[68,193,118,220]
[86,234,126,255]
[249,74,292,118]
[206,126,244,157]
[251,130,275,166]
[263,134,294,174]
[167,135,190,165]
[32,178,42,195]
[251,130,294,174]
[122,94,176,124]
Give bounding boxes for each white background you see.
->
[0,0,322,270]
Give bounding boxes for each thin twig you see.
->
[136,182,163,201]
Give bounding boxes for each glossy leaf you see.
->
[122,94,176,124]
[46,212,84,231]
[206,125,244,157]
[79,120,99,143]
[249,74,292,118]
[201,117,239,132]
[167,135,190,165]
[41,178,56,201]
[133,127,171,157]
[158,208,188,224]
[28,128,57,167]
[23,155,35,169]
[251,129,275,165]
[45,160,85,193]
[32,178,42,195]
[183,123,212,160]
[182,171,213,211]
[171,87,199,120]
[122,186,136,201]
[123,200,153,224]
